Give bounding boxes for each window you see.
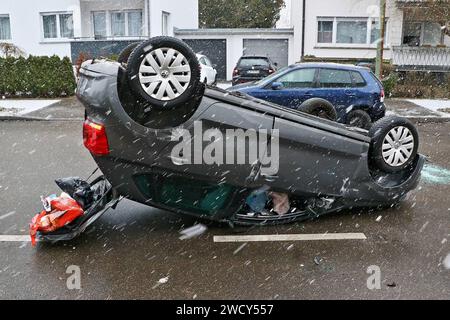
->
[423,22,442,46]
[110,10,143,37]
[318,20,333,43]
[128,11,142,36]
[403,22,422,46]
[111,12,125,36]
[370,19,387,44]
[319,69,352,88]
[350,71,366,87]
[59,14,74,38]
[277,68,316,88]
[93,11,107,38]
[204,57,213,67]
[402,22,443,46]
[0,15,11,40]
[337,20,367,44]
[238,57,270,68]
[162,12,170,36]
[317,17,388,46]
[41,13,73,39]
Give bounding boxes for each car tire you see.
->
[297,98,337,121]
[117,42,139,64]
[127,36,203,109]
[346,109,372,129]
[369,116,419,173]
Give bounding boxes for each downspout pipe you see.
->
[301,0,306,61]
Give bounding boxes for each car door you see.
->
[314,68,355,121]
[252,68,318,108]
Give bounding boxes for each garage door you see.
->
[182,39,227,80]
[243,39,289,68]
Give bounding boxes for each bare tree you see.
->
[0,43,25,58]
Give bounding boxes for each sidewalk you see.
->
[386,98,450,123]
[0,97,84,121]
[25,96,85,120]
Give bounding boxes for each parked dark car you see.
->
[229,63,386,129]
[232,56,278,86]
[70,37,423,229]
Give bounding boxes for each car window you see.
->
[255,66,290,85]
[204,57,213,67]
[350,71,366,87]
[276,68,316,88]
[319,69,352,88]
[238,58,269,68]
[198,57,206,65]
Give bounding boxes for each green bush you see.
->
[0,55,76,98]
[382,73,398,98]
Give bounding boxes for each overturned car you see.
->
[73,36,424,227]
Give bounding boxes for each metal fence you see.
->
[392,46,450,71]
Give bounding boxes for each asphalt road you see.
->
[0,120,449,300]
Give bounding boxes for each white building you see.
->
[0,0,198,58]
[1,0,448,81]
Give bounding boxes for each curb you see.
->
[405,117,450,124]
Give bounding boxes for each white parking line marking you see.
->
[213,233,367,243]
[0,235,31,242]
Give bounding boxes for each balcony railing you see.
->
[392,46,450,71]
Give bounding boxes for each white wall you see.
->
[0,0,199,59]
[149,0,198,36]
[0,0,80,58]
[179,31,294,81]
[291,0,404,60]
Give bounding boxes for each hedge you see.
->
[0,55,76,98]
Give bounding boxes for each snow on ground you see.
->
[407,99,450,117]
[0,99,60,116]
[216,82,231,90]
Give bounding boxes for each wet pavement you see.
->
[0,120,449,300]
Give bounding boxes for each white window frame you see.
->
[109,10,143,38]
[316,17,389,48]
[40,12,74,42]
[0,14,12,41]
[162,11,170,36]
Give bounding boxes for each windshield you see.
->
[238,58,269,67]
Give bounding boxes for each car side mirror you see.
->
[274,62,278,67]
[271,82,283,90]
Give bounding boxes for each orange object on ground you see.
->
[29,195,84,246]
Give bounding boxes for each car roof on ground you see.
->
[290,62,370,71]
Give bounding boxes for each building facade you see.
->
[0,0,198,59]
[1,0,448,81]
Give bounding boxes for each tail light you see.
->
[233,68,239,76]
[269,68,274,74]
[380,89,385,103]
[83,119,110,156]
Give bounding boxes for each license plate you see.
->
[247,70,260,74]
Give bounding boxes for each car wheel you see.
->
[127,36,203,109]
[369,116,419,173]
[117,42,140,64]
[297,98,337,121]
[346,109,372,130]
